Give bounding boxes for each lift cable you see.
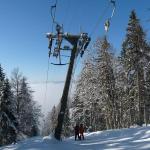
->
[69,1,116,97]
[89,1,110,37]
[43,0,59,108]
[68,0,116,103]
[104,0,116,32]
[43,57,51,109]
[90,0,116,36]
[51,0,58,32]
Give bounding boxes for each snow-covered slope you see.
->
[1,126,150,150]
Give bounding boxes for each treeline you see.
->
[42,104,71,137]
[72,10,150,131]
[43,10,150,136]
[0,66,41,146]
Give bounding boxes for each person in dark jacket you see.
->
[79,124,84,140]
[74,124,80,140]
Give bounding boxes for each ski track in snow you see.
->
[1,126,150,150]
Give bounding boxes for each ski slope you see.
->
[1,126,150,150]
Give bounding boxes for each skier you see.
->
[79,124,84,140]
[74,124,80,140]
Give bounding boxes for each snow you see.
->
[1,126,150,150]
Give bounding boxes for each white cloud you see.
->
[30,82,64,114]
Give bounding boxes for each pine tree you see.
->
[114,57,130,128]
[0,65,18,145]
[42,105,58,136]
[71,37,117,131]
[50,105,58,134]
[42,112,51,136]
[94,37,117,129]
[144,62,150,125]
[72,59,97,130]
[30,100,42,136]
[18,77,38,136]
[121,10,150,126]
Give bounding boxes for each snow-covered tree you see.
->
[121,10,150,126]
[11,68,22,115]
[11,69,41,137]
[72,58,97,130]
[94,37,117,129]
[17,77,40,136]
[0,65,18,146]
[42,105,58,136]
[144,63,150,125]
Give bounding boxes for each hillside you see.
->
[1,126,150,150]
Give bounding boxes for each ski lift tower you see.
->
[46,24,90,140]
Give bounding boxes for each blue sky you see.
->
[0,0,150,113]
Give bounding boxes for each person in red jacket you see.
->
[79,124,84,140]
